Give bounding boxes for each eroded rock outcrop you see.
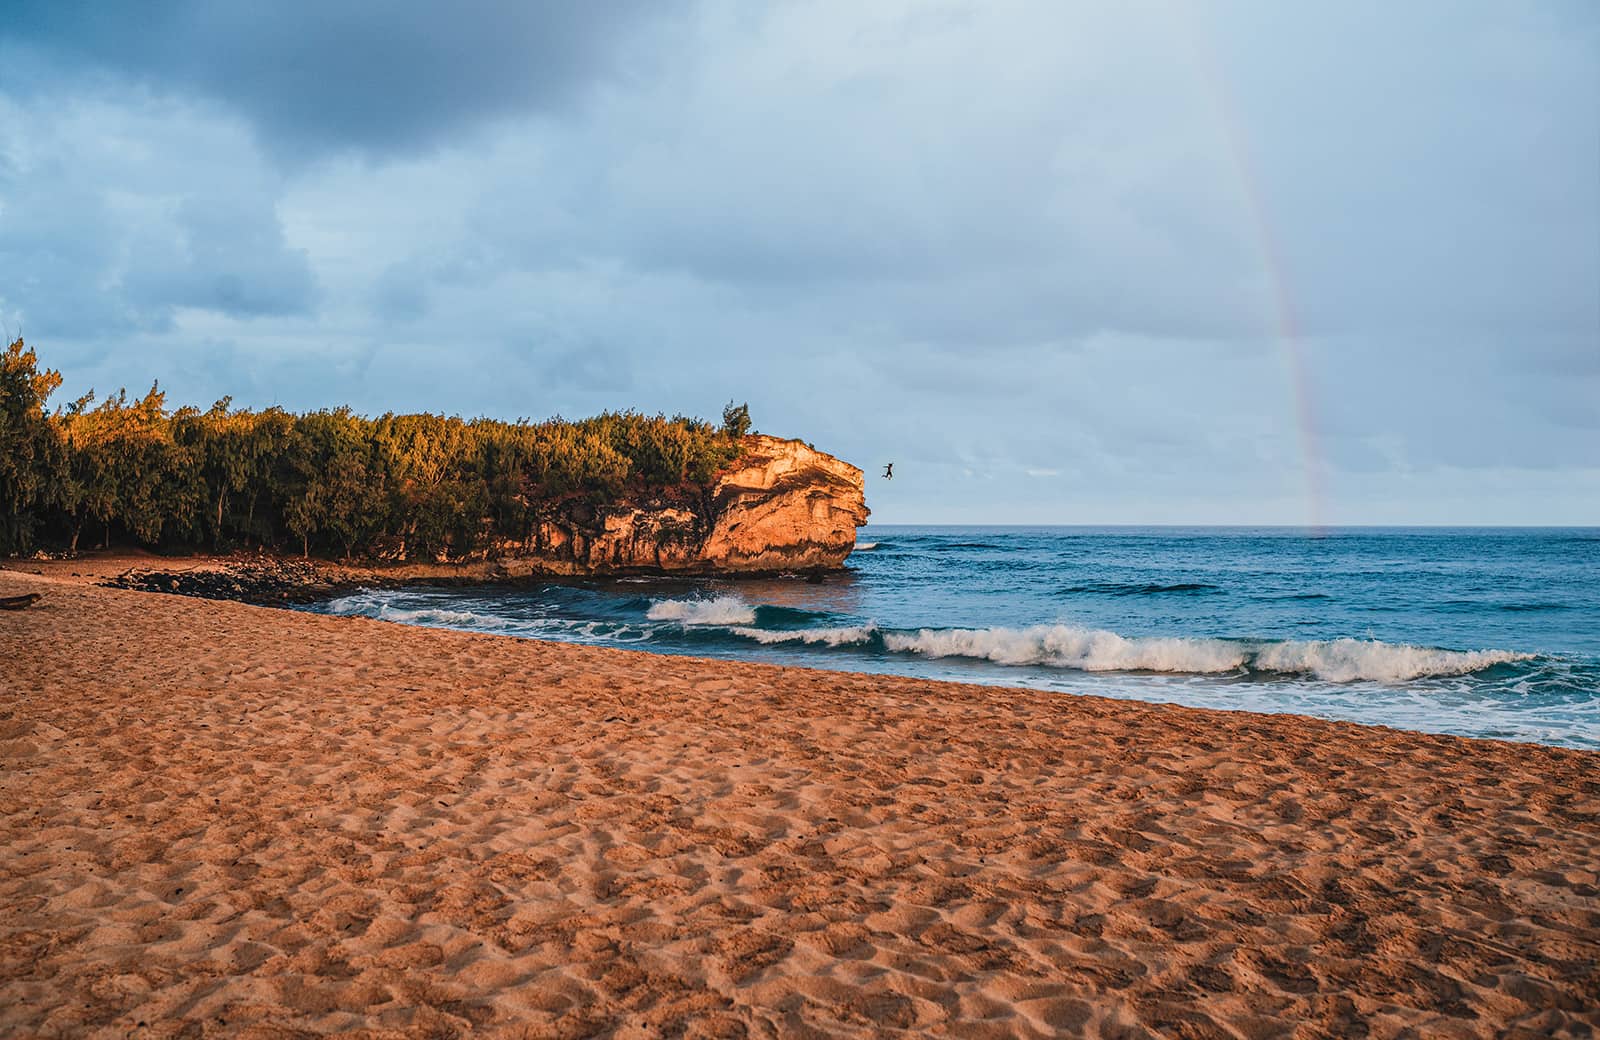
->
[496,435,869,575]
[703,435,871,571]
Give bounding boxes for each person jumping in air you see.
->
[882,463,894,480]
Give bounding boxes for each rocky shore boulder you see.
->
[105,558,340,605]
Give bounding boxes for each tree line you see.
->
[0,339,755,559]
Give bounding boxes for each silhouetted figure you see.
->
[882,463,894,480]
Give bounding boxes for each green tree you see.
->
[170,397,253,549]
[0,338,64,552]
[721,400,752,439]
[285,409,383,558]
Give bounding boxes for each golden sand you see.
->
[2,568,1597,1038]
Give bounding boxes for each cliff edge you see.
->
[508,435,870,575]
[704,435,871,571]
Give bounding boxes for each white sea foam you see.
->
[646,596,758,625]
[876,624,1531,682]
[376,604,511,628]
[854,541,879,551]
[884,624,1246,673]
[729,624,880,647]
[323,592,377,616]
[323,592,510,629]
[329,590,1535,686]
[1251,638,1532,683]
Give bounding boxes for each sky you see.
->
[1,1,1596,525]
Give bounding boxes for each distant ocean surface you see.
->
[306,527,1600,750]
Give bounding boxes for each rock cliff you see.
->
[703,435,872,571]
[491,435,870,576]
[92,437,870,600]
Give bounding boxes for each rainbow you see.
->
[1180,12,1328,533]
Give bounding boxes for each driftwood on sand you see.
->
[0,593,42,611]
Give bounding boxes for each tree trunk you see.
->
[69,520,81,555]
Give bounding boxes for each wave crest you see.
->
[329,591,1537,686]
[646,596,757,626]
[885,625,1245,673]
[882,624,1531,681]
[325,593,510,630]
[1251,638,1532,683]
[729,624,880,647]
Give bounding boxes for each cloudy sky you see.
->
[2,1,1595,524]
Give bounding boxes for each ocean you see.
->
[307,526,1600,750]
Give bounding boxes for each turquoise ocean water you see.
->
[307,527,1600,749]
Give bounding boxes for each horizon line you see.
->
[858,522,1599,530]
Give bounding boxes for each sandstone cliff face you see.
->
[490,435,869,576]
[701,435,871,571]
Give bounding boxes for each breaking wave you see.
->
[729,624,882,647]
[324,593,510,630]
[646,596,758,626]
[326,590,1536,685]
[883,625,1243,673]
[719,620,1533,683]
[1247,638,1533,683]
[885,626,1533,682]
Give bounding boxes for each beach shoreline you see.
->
[2,569,1597,1037]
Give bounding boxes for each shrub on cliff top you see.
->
[721,400,752,439]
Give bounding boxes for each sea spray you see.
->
[646,596,758,626]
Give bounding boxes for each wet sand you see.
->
[2,569,1597,1038]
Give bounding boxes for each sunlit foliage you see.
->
[0,340,753,559]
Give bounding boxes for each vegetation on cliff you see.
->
[0,339,755,559]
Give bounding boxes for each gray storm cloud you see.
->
[3,1,673,160]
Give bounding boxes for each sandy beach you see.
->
[2,568,1597,1039]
